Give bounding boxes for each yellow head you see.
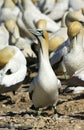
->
[0,47,15,66]
[36,19,47,30]
[68,21,83,38]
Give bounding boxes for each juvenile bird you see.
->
[29,29,61,115]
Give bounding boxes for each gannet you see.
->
[65,9,84,27]
[69,0,84,10]
[63,21,84,77]
[47,0,69,21]
[0,0,20,22]
[19,0,60,33]
[29,29,61,114]
[5,19,36,58]
[0,46,27,94]
[36,19,69,77]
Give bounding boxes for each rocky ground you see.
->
[0,70,84,130]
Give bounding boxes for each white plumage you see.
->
[0,46,27,94]
[21,0,60,33]
[63,23,84,76]
[29,29,61,113]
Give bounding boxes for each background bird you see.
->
[0,46,27,94]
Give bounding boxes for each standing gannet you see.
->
[63,21,84,77]
[29,29,61,115]
[0,46,27,94]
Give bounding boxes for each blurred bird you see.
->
[0,0,20,22]
[63,67,84,94]
[37,0,55,14]
[0,46,27,94]
[0,0,4,9]
[47,0,69,21]
[5,19,36,58]
[63,21,84,77]
[65,9,84,27]
[0,24,9,49]
[69,0,84,10]
[29,29,61,115]
[18,0,60,33]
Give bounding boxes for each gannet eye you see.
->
[35,29,45,38]
[6,69,12,75]
[37,30,43,35]
[29,29,43,36]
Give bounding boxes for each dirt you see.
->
[0,72,84,130]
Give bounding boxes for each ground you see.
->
[0,71,84,130]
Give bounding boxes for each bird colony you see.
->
[0,0,84,118]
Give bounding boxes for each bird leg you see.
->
[61,61,67,79]
[52,105,63,119]
[30,104,41,116]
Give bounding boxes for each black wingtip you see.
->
[62,87,74,94]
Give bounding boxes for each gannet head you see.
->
[67,21,83,38]
[66,9,84,26]
[36,19,47,30]
[0,46,15,67]
[29,29,49,57]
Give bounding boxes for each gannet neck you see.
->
[38,31,49,60]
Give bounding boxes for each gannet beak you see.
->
[29,29,43,36]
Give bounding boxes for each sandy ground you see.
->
[0,69,84,130]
